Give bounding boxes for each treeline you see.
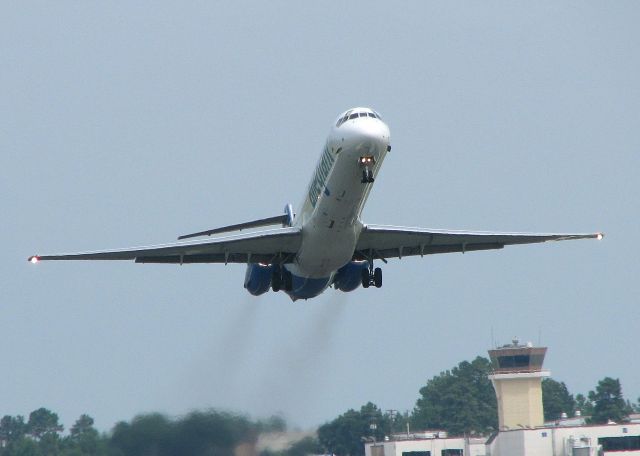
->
[0,409,295,456]
[2,357,638,456]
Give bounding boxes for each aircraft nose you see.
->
[340,120,390,156]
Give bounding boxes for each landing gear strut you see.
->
[272,267,293,292]
[361,167,374,184]
[361,263,382,289]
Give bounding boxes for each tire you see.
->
[272,270,281,292]
[374,267,382,288]
[284,270,293,291]
[361,269,370,288]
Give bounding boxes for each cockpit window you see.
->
[336,110,382,127]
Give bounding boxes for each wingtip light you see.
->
[29,256,40,264]
[596,233,604,241]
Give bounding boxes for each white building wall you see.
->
[551,423,640,456]
[488,423,640,456]
[367,423,640,456]
[365,437,485,456]
[522,429,553,456]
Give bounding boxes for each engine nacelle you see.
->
[333,261,369,292]
[244,263,273,296]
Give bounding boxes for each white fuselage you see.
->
[288,108,390,281]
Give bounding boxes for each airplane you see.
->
[29,107,603,301]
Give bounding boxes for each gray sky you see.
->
[2,2,638,431]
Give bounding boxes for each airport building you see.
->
[365,340,640,456]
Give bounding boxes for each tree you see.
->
[588,377,630,424]
[109,413,174,456]
[285,436,323,456]
[318,402,388,456]
[69,415,95,438]
[0,415,27,444]
[542,378,576,420]
[27,408,63,440]
[109,410,257,456]
[64,414,106,456]
[575,393,594,417]
[172,410,255,455]
[412,356,497,435]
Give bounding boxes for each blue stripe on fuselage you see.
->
[307,143,335,208]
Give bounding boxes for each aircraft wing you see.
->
[353,224,603,261]
[29,227,301,265]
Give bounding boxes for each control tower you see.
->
[488,337,550,430]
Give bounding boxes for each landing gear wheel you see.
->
[283,270,293,292]
[373,267,382,288]
[361,168,375,183]
[271,270,281,292]
[361,269,370,288]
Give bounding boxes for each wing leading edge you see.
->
[29,227,302,265]
[353,224,603,261]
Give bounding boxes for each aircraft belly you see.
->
[295,155,370,277]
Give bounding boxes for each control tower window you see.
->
[497,354,531,369]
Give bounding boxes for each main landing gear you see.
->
[359,156,375,183]
[361,264,382,289]
[272,267,293,292]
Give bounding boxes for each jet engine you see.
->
[244,263,273,296]
[333,261,369,292]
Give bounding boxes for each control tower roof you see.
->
[488,337,547,373]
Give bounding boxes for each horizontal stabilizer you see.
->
[178,214,289,240]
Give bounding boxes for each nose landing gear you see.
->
[359,156,375,183]
[361,264,382,289]
[361,168,374,184]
